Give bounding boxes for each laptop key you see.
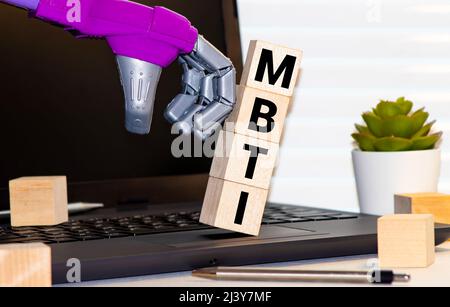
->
[105,233,129,239]
[285,218,311,223]
[0,206,360,245]
[52,238,78,243]
[75,235,104,241]
[262,219,282,225]
[129,229,158,235]
[333,214,358,220]
[9,230,39,236]
[310,216,337,221]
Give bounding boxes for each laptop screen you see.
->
[0,0,238,200]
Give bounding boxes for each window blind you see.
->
[237,0,450,212]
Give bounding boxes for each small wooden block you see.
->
[0,243,52,287]
[240,40,303,97]
[378,214,435,268]
[200,177,269,236]
[9,176,69,227]
[225,86,291,143]
[395,193,450,225]
[210,130,279,190]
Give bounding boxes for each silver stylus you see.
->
[192,267,411,285]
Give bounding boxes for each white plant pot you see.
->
[352,149,441,216]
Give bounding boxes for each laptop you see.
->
[0,0,449,285]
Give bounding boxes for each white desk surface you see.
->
[67,242,450,287]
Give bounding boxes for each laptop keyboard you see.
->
[0,206,357,245]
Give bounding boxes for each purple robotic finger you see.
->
[3,0,39,10]
[34,0,198,66]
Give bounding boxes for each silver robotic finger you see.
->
[181,54,208,72]
[192,36,237,108]
[178,56,189,70]
[218,68,237,105]
[116,55,162,135]
[194,101,233,132]
[194,35,234,71]
[172,104,204,135]
[165,94,198,124]
[164,56,205,123]
[199,73,217,104]
[167,35,236,140]
[182,67,204,95]
[191,36,237,140]
[193,122,223,141]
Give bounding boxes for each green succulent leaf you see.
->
[395,97,413,115]
[410,108,430,135]
[412,120,436,139]
[355,98,442,152]
[376,101,402,119]
[362,112,384,137]
[374,137,413,152]
[411,132,442,150]
[352,133,375,151]
[355,124,372,135]
[384,115,415,138]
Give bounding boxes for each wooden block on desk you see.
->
[378,214,435,268]
[240,40,303,97]
[0,243,52,287]
[200,177,269,236]
[9,176,69,227]
[225,86,291,143]
[395,193,450,225]
[210,130,279,190]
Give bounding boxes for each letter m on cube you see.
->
[240,40,303,97]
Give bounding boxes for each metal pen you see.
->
[193,267,411,285]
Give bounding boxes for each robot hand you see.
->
[117,35,236,140]
[2,0,236,140]
[165,36,236,140]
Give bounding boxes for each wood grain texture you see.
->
[0,243,52,287]
[201,40,302,235]
[200,177,268,236]
[395,193,450,224]
[225,86,291,143]
[210,130,279,190]
[9,176,69,227]
[240,40,303,97]
[378,214,435,268]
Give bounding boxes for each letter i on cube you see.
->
[200,41,303,235]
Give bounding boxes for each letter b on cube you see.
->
[225,86,291,143]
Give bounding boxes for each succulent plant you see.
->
[352,97,442,152]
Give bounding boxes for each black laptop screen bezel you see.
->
[0,0,243,209]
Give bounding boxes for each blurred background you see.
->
[237,0,450,212]
[1,0,450,213]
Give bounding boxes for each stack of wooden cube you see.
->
[200,41,303,236]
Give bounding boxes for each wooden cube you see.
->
[0,243,52,287]
[9,176,69,227]
[378,214,435,268]
[240,40,303,97]
[200,177,269,236]
[395,193,450,225]
[200,40,302,236]
[210,130,279,190]
[225,86,291,143]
